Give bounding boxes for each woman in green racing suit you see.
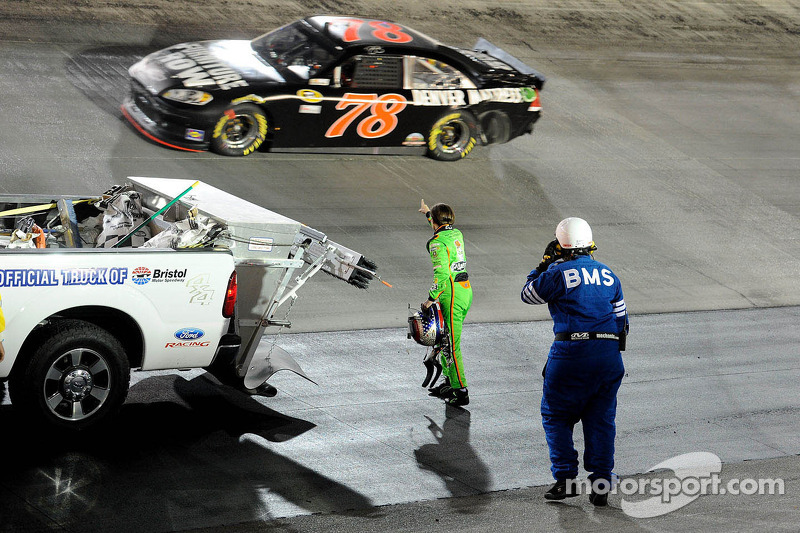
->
[419,200,473,406]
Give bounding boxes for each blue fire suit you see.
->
[521,255,628,483]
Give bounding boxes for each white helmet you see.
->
[555,217,593,250]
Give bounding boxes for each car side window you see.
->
[406,57,475,89]
[341,55,403,88]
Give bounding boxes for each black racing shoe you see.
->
[589,489,609,507]
[544,479,579,501]
[589,477,612,506]
[428,381,452,398]
[446,388,469,406]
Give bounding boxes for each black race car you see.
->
[122,16,545,161]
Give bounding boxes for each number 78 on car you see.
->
[122,15,545,161]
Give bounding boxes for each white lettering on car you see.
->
[158,45,249,90]
[411,90,466,106]
[410,88,530,107]
[176,65,215,87]
[466,88,525,105]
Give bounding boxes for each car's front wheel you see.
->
[426,110,478,161]
[210,104,268,157]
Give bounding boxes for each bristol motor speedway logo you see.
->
[132,267,152,285]
[132,267,188,285]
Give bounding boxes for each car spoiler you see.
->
[473,38,547,84]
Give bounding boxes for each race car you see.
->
[121,16,545,161]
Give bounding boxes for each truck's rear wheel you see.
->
[10,320,130,431]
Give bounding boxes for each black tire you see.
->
[426,109,478,161]
[478,111,512,145]
[9,319,130,431]
[210,103,268,157]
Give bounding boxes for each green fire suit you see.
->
[426,223,473,389]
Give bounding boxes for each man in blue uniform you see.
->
[521,217,628,506]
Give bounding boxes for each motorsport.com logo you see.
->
[132,267,187,285]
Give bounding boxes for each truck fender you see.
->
[3,285,155,372]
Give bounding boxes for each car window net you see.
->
[353,56,402,88]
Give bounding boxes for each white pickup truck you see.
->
[0,177,376,430]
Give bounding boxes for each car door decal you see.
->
[325,93,408,139]
[340,19,413,44]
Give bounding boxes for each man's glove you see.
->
[536,239,562,273]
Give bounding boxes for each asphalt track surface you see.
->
[1,1,800,531]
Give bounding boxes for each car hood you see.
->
[129,40,285,95]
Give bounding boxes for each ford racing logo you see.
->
[174,327,205,340]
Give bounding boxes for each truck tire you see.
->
[10,319,130,431]
[210,104,268,157]
[426,110,478,161]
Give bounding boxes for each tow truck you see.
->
[0,177,377,430]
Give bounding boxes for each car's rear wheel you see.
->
[478,111,512,145]
[426,110,478,161]
[210,104,268,157]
